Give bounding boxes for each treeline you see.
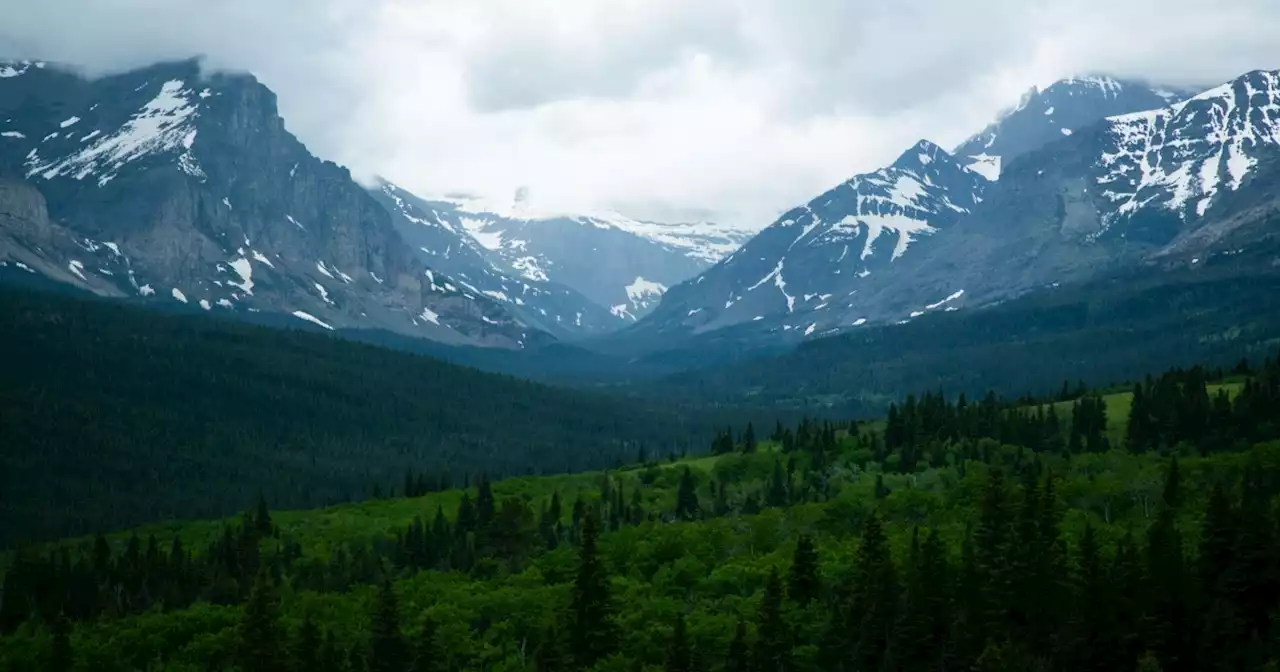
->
[0,287,763,547]
[653,263,1280,412]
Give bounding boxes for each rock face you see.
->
[371,180,618,337]
[953,75,1197,180]
[631,140,987,340]
[0,59,542,348]
[420,190,754,321]
[616,71,1280,353]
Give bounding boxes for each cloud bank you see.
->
[2,0,1278,227]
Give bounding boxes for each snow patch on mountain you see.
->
[25,79,202,187]
[1098,70,1280,225]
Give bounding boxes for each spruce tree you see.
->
[787,534,821,606]
[238,570,285,672]
[292,613,321,672]
[752,568,790,672]
[665,614,693,672]
[675,468,701,521]
[47,614,72,672]
[535,623,568,672]
[1162,457,1181,510]
[726,619,750,672]
[409,617,445,672]
[743,422,757,453]
[367,580,407,672]
[850,512,896,672]
[570,513,616,667]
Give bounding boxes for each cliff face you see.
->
[0,59,544,348]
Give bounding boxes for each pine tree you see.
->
[1162,457,1181,510]
[238,570,285,672]
[255,491,273,536]
[787,534,820,606]
[535,623,568,672]
[367,580,407,672]
[665,614,693,672]
[974,469,1014,637]
[766,460,788,507]
[752,568,790,672]
[47,614,72,672]
[675,468,701,521]
[409,617,445,672]
[570,513,616,667]
[850,512,897,672]
[743,422,758,453]
[292,613,321,672]
[726,619,750,672]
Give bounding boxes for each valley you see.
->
[4,18,1280,672]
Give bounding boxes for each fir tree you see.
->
[534,623,568,672]
[1162,457,1181,509]
[570,513,616,667]
[665,614,693,672]
[367,580,407,672]
[752,568,790,672]
[292,613,321,672]
[409,617,445,672]
[675,468,701,521]
[787,534,820,606]
[726,619,750,672]
[47,614,72,672]
[238,570,285,672]
[850,512,897,672]
[742,422,757,453]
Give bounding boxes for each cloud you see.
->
[3,0,1279,228]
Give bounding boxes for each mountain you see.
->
[369,180,619,337]
[419,189,755,321]
[617,140,987,344]
[953,74,1197,180]
[0,59,544,348]
[858,68,1280,322]
[611,73,1249,353]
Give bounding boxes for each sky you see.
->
[2,0,1279,229]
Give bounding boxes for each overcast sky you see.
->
[3,0,1279,227]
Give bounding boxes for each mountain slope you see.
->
[611,72,1266,355]
[0,59,540,348]
[370,180,618,336]
[954,74,1195,180]
[620,140,987,343]
[423,190,755,320]
[0,284,760,545]
[858,69,1280,323]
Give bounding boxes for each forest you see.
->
[5,351,1280,671]
[652,253,1280,412]
[0,287,778,547]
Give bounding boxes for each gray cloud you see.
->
[2,0,1280,228]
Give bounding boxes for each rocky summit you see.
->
[0,59,542,348]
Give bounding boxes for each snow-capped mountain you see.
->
[627,140,987,339]
[0,59,545,348]
[614,71,1280,353]
[954,75,1196,181]
[370,180,619,336]
[785,68,1280,335]
[418,189,754,320]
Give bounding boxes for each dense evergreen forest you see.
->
[654,254,1280,412]
[6,352,1280,671]
[0,288,774,547]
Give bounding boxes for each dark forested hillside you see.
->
[655,252,1280,414]
[0,287,743,547]
[6,355,1280,671]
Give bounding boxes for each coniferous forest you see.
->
[0,288,772,547]
[6,344,1280,670]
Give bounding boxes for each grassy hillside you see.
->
[6,358,1280,671]
[0,287,772,547]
